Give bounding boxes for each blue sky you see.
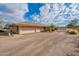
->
[0,3,79,27]
[24,3,44,21]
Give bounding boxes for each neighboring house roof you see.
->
[9,22,48,27]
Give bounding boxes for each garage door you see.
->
[19,27,36,34]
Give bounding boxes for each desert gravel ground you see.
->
[0,30,79,56]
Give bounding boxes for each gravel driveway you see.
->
[0,30,79,56]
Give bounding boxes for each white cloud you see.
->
[0,3,29,23]
[32,14,40,23]
[39,3,66,25]
[32,3,79,26]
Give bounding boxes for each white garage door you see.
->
[19,27,36,34]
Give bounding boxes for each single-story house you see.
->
[9,22,48,34]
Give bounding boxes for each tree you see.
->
[67,18,79,28]
[48,24,58,31]
[0,16,6,29]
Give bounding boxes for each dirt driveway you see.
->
[0,30,79,56]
